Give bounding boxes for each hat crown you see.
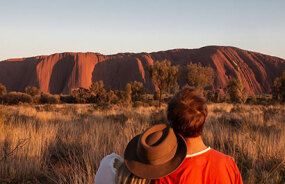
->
[146,131,163,146]
[124,123,187,179]
[137,124,178,165]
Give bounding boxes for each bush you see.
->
[246,95,257,105]
[147,60,179,107]
[2,92,33,105]
[40,93,60,104]
[149,100,160,107]
[32,95,41,104]
[127,81,145,102]
[133,101,149,108]
[114,90,127,105]
[89,81,107,104]
[180,62,215,90]
[153,92,159,101]
[125,83,132,106]
[25,86,40,97]
[106,90,119,104]
[226,78,247,103]
[204,90,215,102]
[0,83,7,96]
[272,71,285,102]
[71,88,91,103]
[60,95,76,103]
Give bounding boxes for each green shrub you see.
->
[40,93,60,104]
[226,78,247,103]
[114,90,127,104]
[71,88,91,103]
[147,60,179,107]
[60,95,76,103]
[25,86,40,97]
[89,81,107,104]
[0,83,7,96]
[180,62,215,90]
[246,95,257,105]
[32,95,41,104]
[2,92,33,105]
[106,90,119,104]
[127,81,145,102]
[272,71,285,102]
[125,83,132,106]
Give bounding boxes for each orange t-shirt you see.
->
[152,148,243,184]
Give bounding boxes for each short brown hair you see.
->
[167,87,208,138]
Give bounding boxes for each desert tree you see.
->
[90,81,106,95]
[127,81,145,102]
[226,78,247,103]
[106,90,119,104]
[125,83,132,105]
[0,83,7,96]
[71,87,91,103]
[147,60,179,107]
[271,71,285,102]
[25,86,40,97]
[181,62,215,91]
[89,81,107,104]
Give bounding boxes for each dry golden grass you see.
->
[0,103,284,184]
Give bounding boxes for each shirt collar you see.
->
[186,147,211,158]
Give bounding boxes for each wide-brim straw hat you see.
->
[124,124,187,179]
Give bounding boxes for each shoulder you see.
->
[208,149,243,183]
[95,153,123,184]
[100,153,124,173]
[208,149,238,169]
[100,153,123,165]
[208,149,234,163]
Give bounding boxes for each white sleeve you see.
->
[95,153,124,184]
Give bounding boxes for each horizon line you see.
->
[1,45,284,61]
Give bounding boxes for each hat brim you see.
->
[124,133,187,179]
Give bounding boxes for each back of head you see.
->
[167,87,208,138]
[116,163,151,184]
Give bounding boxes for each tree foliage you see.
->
[128,81,145,102]
[272,71,285,102]
[106,90,119,104]
[89,81,107,104]
[40,93,60,104]
[0,83,7,96]
[147,60,179,107]
[226,78,247,103]
[71,88,91,103]
[181,62,215,90]
[25,86,40,97]
[125,83,132,105]
[2,92,32,104]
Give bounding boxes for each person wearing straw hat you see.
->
[95,124,187,184]
[152,87,243,184]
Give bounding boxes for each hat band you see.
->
[138,143,177,165]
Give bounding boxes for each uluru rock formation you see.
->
[0,46,284,94]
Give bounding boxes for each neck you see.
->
[184,136,207,155]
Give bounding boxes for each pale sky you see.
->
[0,0,284,61]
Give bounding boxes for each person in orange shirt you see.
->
[152,87,243,184]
